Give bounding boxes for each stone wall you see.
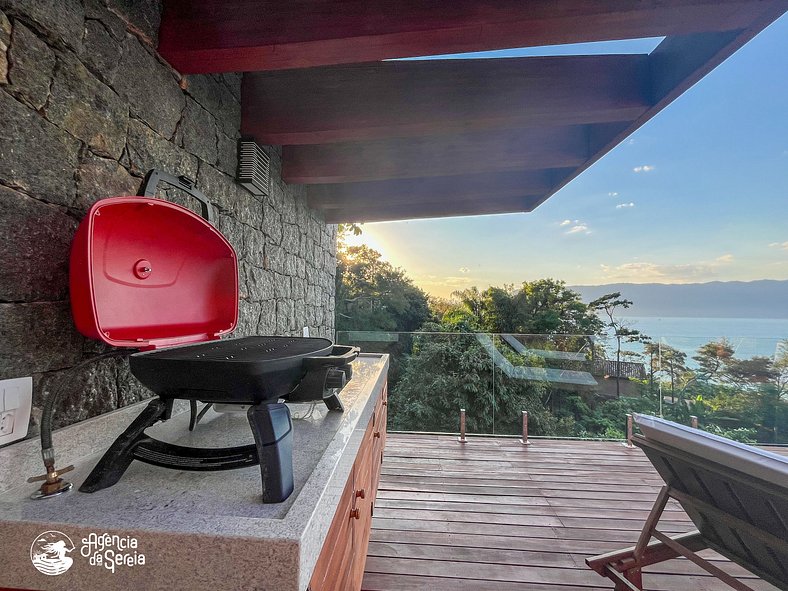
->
[0,1,337,439]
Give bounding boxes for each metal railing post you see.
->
[625,413,634,448]
[690,415,698,429]
[519,410,531,446]
[457,408,467,444]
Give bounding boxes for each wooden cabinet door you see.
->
[309,466,355,591]
[347,414,376,590]
[309,379,388,591]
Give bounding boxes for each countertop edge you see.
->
[297,356,389,590]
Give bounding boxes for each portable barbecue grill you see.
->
[69,170,358,503]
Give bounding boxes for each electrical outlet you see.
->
[0,376,32,446]
[0,410,14,435]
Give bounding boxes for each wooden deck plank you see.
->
[363,434,778,591]
[379,473,664,489]
[369,529,626,555]
[365,542,761,579]
[363,556,780,591]
[363,572,608,591]
[374,498,690,521]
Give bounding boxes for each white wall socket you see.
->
[0,376,32,447]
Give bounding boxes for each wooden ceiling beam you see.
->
[283,126,589,184]
[242,55,649,145]
[307,170,567,210]
[534,0,788,213]
[322,195,542,224]
[159,0,766,73]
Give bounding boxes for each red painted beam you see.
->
[283,126,589,184]
[159,0,766,73]
[307,170,565,210]
[242,55,649,144]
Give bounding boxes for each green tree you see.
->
[516,279,602,335]
[441,279,601,336]
[644,343,688,402]
[589,292,643,397]
[335,242,430,332]
[693,339,735,379]
[390,326,557,435]
[685,339,788,443]
[445,287,487,329]
[774,340,788,396]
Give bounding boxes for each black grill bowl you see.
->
[129,336,334,404]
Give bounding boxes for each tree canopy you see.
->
[441,279,603,335]
[335,239,430,332]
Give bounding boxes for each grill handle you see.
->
[139,169,213,223]
[302,345,360,369]
[286,346,360,410]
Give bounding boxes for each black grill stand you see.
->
[79,363,353,503]
[80,398,297,502]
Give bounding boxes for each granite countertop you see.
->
[0,353,389,591]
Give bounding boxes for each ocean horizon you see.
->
[618,316,788,360]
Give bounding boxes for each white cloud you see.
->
[415,275,476,289]
[615,202,635,209]
[608,192,619,197]
[559,219,591,235]
[566,224,590,235]
[600,254,735,283]
[633,165,655,173]
[601,262,713,282]
[458,267,470,273]
[769,241,788,250]
[442,276,475,287]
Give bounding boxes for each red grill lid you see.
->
[70,197,238,350]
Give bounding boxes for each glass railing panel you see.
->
[336,331,788,444]
[336,331,496,435]
[650,335,788,443]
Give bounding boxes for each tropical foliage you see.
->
[441,279,603,335]
[334,233,787,443]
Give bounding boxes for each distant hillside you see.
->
[570,280,788,319]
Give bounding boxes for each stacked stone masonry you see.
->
[0,0,337,438]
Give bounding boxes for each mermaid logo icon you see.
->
[30,531,75,576]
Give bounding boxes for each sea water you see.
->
[618,316,788,361]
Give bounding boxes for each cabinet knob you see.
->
[350,508,360,520]
[374,431,381,438]
[355,488,366,499]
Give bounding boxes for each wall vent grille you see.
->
[237,139,270,197]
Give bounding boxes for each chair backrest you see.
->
[634,415,788,590]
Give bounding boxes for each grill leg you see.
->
[248,402,294,503]
[79,398,167,493]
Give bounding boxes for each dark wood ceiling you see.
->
[159,0,788,223]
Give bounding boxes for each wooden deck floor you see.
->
[362,434,784,591]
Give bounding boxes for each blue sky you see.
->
[348,14,788,298]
